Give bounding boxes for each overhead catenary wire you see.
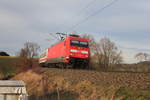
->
[66,0,119,32]
[75,0,98,16]
[118,45,150,52]
[55,0,97,33]
[84,0,97,9]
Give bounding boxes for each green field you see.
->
[0,56,20,79]
[0,56,20,67]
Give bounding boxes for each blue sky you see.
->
[0,0,150,63]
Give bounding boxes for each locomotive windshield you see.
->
[80,41,88,48]
[70,40,88,48]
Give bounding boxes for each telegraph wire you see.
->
[66,0,119,32]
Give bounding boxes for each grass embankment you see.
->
[0,56,20,79]
[1,56,150,99]
[12,68,150,100]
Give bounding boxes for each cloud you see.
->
[0,0,149,63]
[121,49,139,63]
[0,9,29,33]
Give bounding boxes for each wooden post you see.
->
[57,87,60,100]
[4,94,6,100]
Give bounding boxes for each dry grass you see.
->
[12,70,43,94]
[12,68,150,100]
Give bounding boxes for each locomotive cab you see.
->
[64,36,90,68]
[70,40,89,58]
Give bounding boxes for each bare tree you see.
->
[97,37,123,69]
[135,52,143,62]
[18,42,40,69]
[143,53,150,61]
[21,42,40,58]
[82,35,122,69]
[135,52,150,62]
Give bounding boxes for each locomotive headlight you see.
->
[81,51,88,54]
[70,49,78,52]
[66,56,69,59]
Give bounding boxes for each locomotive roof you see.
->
[50,36,88,47]
[68,36,89,41]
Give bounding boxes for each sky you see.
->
[0,0,150,63]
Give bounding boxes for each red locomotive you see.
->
[39,34,90,68]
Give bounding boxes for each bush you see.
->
[0,66,15,79]
[0,51,10,56]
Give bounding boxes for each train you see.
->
[39,34,90,68]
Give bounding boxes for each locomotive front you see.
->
[65,36,90,68]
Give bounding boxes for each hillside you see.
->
[12,68,150,100]
[1,56,150,99]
